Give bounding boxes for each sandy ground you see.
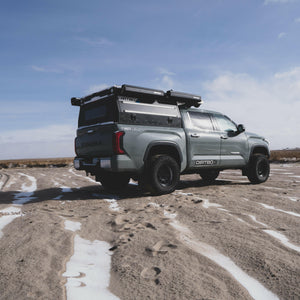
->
[0,163,299,300]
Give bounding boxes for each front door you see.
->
[213,114,248,168]
[184,111,221,169]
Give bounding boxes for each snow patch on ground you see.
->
[0,175,6,190]
[148,202,160,208]
[237,218,247,223]
[176,191,194,196]
[64,220,82,232]
[69,168,97,183]
[167,217,279,300]
[63,220,119,300]
[61,186,73,193]
[92,193,120,211]
[129,179,138,186]
[217,208,230,213]
[263,186,285,191]
[0,206,23,238]
[13,173,37,205]
[263,230,300,253]
[5,177,16,189]
[105,199,120,211]
[164,210,177,219]
[287,196,298,202]
[201,198,222,209]
[259,203,300,218]
[248,215,268,227]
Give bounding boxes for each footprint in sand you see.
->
[145,240,178,257]
[140,266,161,280]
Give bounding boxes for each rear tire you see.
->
[96,172,130,192]
[247,155,270,184]
[199,170,219,182]
[145,155,180,195]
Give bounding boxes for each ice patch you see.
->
[287,197,298,202]
[65,220,82,232]
[168,219,279,300]
[282,172,294,175]
[248,215,268,227]
[218,208,230,213]
[177,192,194,196]
[148,202,160,208]
[237,218,247,223]
[61,186,72,193]
[270,168,289,172]
[164,210,177,219]
[0,175,6,190]
[259,203,300,218]
[13,173,37,204]
[5,178,16,189]
[129,179,138,186]
[202,198,222,209]
[263,186,284,191]
[289,175,300,178]
[105,199,120,212]
[0,206,22,238]
[263,230,300,253]
[69,168,97,183]
[63,235,119,300]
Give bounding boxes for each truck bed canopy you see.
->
[71,84,202,108]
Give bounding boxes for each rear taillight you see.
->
[113,131,125,154]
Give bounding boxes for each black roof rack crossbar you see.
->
[71,84,202,108]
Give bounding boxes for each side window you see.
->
[188,112,214,131]
[214,115,237,132]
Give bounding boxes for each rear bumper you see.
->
[74,155,137,173]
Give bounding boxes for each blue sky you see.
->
[1,0,300,159]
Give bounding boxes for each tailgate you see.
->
[75,123,118,157]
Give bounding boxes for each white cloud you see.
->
[157,67,176,76]
[31,65,63,73]
[202,68,300,149]
[264,0,297,4]
[153,68,177,91]
[278,32,287,39]
[74,37,113,46]
[295,17,300,22]
[0,124,76,159]
[85,83,110,94]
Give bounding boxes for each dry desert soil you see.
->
[0,163,299,300]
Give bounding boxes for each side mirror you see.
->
[237,124,245,133]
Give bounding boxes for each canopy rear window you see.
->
[78,99,117,127]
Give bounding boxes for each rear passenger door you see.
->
[184,111,221,169]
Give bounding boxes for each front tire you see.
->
[145,155,180,195]
[247,155,270,184]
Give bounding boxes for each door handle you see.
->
[191,133,200,138]
[220,136,228,140]
[87,130,95,134]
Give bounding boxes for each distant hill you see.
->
[270,149,300,162]
[0,157,73,169]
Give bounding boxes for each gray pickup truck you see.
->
[71,84,270,194]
